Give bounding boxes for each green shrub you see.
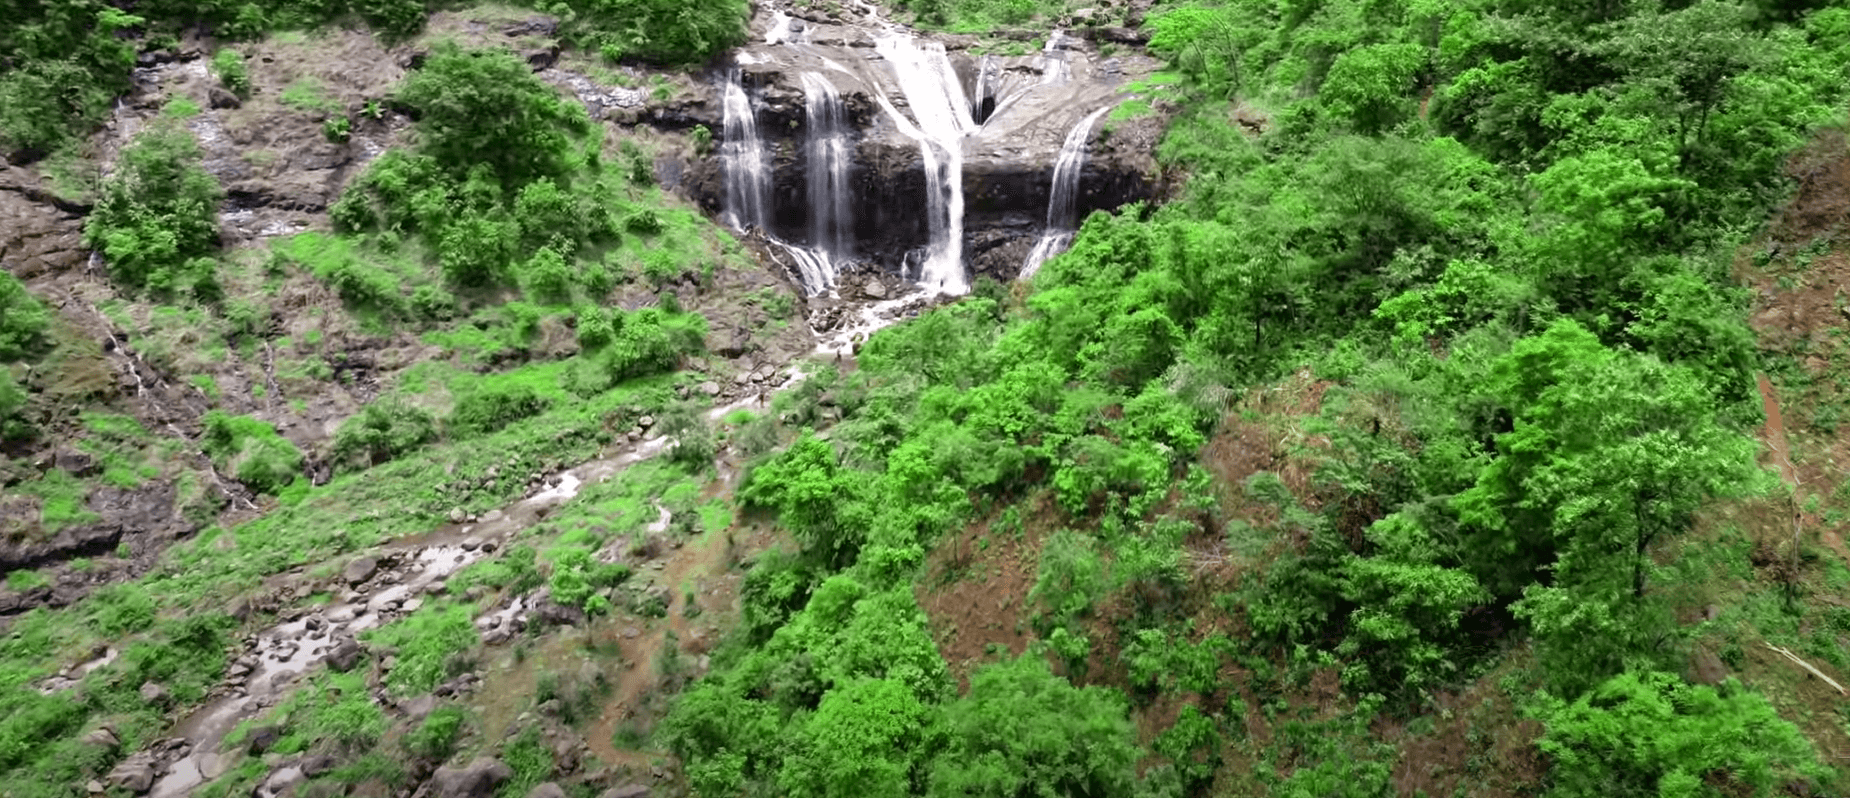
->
[201,411,303,494]
[84,125,223,296]
[555,0,749,64]
[1,372,31,441]
[211,49,250,97]
[601,307,706,381]
[0,272,49,361]
[323,116,352,143]
[332,399,438,468]
[396,44,589,186]
[355,0,429,40]
[364,602,479,694]
[448,384,550,437]
[1532,671,1830,798]
[519,247,574,305]
[575,306,615,351]
[404,705,468,760]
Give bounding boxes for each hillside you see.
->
[4,1,1850,798]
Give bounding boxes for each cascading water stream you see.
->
[802,72,853,269]
[1040,30,1071,85]
[1021,105,1111,279]
[872,33,975,295]
[720,69,770,234]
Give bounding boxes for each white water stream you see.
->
[1021,105,1111,279]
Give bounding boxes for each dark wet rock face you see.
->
[673,23,1163,286]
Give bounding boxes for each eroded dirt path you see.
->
[1756,371,1850,566]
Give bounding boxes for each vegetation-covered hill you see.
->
[6,0,1850,797]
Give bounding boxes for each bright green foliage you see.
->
[201,411,303,495]
[926,655,1138,798]
[211,48,250,97]
[1336,514,1490,696]
[331,399,438,469]
[363,602,479,694]
[84,125,223,297]
[601,307,708,381]
[554,0,748,64]
[403,705,468,761]
[0,369,28,441]
[449,384,550,437]
[1152,705,1221,793]
[1453,322,1759,658]
[741,433,869,568]
[396,44,589,187]
[1532,671,1829,798]
[0,271,49,361]
[778,677,928,798]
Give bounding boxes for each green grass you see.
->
[364,601,478,695]
[279,77,339,114]
[5,570,49,591]
[161,97,201,118]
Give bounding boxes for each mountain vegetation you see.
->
[3,0,1850,797]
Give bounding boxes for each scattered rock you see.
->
[450,508,467,524]
[209,86,242,109]
[257,765,305,798]
[138,681,170,705]
[86,780,105,794]
[246,725,284,755]
[415,758,513,798]
[598,786,650,798]
[106,754,158,794]
[526,784,567,798]
[698,381,721,397]
[326,636,363,672]
[300,754,337,778]
[343,556,378,586]
[80,726,119,749]
[862,280,887,299]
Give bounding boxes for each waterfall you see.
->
[1021,106,1110,279]
[720,69,770,233]
[873,33,974,295]
[801,72,853,268]
[1040,31,1071,85]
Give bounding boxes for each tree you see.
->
[84,124,223,296]
[778,677,928,798]
[925,655,1139,798]
[1456,319,1758,600]
[396,44,589,186]
[1532,671,1829,798]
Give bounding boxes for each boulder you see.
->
[416,758,513,798]
[257,765,305,798]
[326,636,363,672]
[598,786,650,798]
[246,725,283,755]
[525,784,568,798]
[80,726,119,749]
[54,448,98,477]
[138,682,170,705]
[698,381,722,397]
[343,556,378,586]
[106,754,158,794]
[209,86,243,109]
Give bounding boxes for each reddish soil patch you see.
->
[1768,128,1850,244]
[1378,656,1547,798]
[581,520,786,769]
[914,493,1059,689]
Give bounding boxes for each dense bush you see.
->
[447,384,550,437]
[201,411,303,494]
[395,44,589,187]
[555,0,750,64]
[0,272,49,361]
[1532,671,1830,797]
[331,399,438,468]
[84,125,223,298]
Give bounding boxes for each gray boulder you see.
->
[415,758,513,798]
